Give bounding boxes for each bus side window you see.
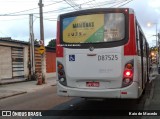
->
[143,37,147,57]
[136,25,141,56]
[139,31,144,57]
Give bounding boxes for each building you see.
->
[0,37,56,84]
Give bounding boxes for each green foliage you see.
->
[47,39,56,47]
[34,39,39,45]
[150,46,157,52]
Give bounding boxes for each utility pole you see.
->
[38,0,46,82]
[39,0,44,42]
[155,23,158,67]
[29,14,35,78]
[158,32,160,73]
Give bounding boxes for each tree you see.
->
[47,39,56,47]
[150,46,157,52]
[34,39,39,45]
[27,39,39,45]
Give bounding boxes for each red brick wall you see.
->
[46,51,56,73]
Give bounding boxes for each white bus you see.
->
[56,8,150,99]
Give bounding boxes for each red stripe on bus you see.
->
[124,14,137,56]
[56,21,63,57]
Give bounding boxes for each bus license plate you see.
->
[86,82,99,87]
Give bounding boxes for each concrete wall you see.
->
[0,41,29,79]
[0,39,56,80]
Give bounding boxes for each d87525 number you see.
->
[98,55,118,61]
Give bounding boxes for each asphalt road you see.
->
[34,80,154,119]
[0,86,72,110]
[0,73,158,119]
[32,75,157,119]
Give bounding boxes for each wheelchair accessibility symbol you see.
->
[69,55,75,61]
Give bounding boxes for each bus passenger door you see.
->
[139,32,146,90]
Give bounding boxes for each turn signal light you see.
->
[125,63,133,69]
[58,64,63,70]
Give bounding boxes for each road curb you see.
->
[0,79,30,85]
[0,91,27,100]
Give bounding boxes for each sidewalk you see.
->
[0,77,27,85]
[141,65,160,119]
[145,66,160,110]
[146,75,160,109]
[149,64,158,82]
[0,77,57,99]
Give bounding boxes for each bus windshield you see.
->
[62,13,125,44]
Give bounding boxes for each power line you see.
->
[34,15,57,21]
[80,0,99,7]
[117,0,133,7]
[0,5,71,16]
[80,0,128,9]
[0,17,28,21]
[0,0,134,17]
[63,0,80,10]
[39,0,91,14]
[43,0,115,13]
[95,0,128,8]
[0,0,108,16]
[109,0,128,8]
[0,0,59,2]
[0,0,64,16]
[3,8,38,16]
[0,31,10,37]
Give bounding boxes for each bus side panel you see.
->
[56,20,63,58]
[122,13,142,98]
[135,56,143,97]
[124,14,136,56]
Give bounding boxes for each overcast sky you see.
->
[0,0,159,46]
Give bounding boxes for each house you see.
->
[0,37,56,83]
